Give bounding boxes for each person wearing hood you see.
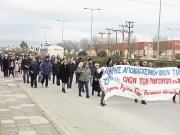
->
[40,56,52,88]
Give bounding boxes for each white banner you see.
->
[99,65,180,101]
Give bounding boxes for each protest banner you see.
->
[99,65,180,101]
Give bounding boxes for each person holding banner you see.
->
[98,67,106,106]
[172,65,180,104]
[148,62,154,68]
[134,60,148,105]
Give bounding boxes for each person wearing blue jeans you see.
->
[79,81,89,96]
[77,61,91,98]
[39,56,52,88]
[68,74,74,88]
[38,71,43,82]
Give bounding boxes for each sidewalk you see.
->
[0,75,60,135]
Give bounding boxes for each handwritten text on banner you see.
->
[99,65,180,101]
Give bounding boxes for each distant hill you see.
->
[0,39,43,48]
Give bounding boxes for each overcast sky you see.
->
[0,0,180,46]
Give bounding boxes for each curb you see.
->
[15,81,83,135]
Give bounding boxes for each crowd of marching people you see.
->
[0,53,178,106]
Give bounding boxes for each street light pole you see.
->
[41,27,51,45]
[57,20,69,47]
[157,0,162,60]
[167,28,178,59]
[84,8,101,54]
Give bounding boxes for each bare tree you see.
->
[71,42,80,52]
[104,36,117,54]
[91,35,99,45]
[90,35,102,54]
[79,38,89,50]
[93,44,102,54]
[125,36,138,58]
[152,35,170,57]
[105,36,116,44]
[63,40,73,53]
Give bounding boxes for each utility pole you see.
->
[98,32,105,57]
[113,29,121,54]
[125,21,134,59]
[98,32,105,38]
[106,28,113,55]
[167,28,178,60]
[119,25,126,43]
[157,0,162,60]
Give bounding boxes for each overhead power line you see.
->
[129,0,180,8]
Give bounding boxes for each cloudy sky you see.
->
[0,0,180,46]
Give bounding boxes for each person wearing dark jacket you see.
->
[0,54,2,71]
[0,54,4,72]
[1,54,10,77]
[52,59,60,84]
[28,55,33,78]
[51,55,55,64]
[67,59,75,88]
[59,60,70,93]
[29,59,39,88]
[38,57,43,82]
[21,55,31,83]
[88,58,94,86]
[92,63,103,96]
[75,57,83,83]
[106,58,113,67]
[40,56,52,88]
[57,58,61,67]
[9,56,15,77]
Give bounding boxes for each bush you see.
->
[78,51,87,56]
[175,54,180,60]
[97,50,107,57]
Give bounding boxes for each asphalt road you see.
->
[7,73,180,135]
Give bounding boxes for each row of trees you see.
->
[17,35,171,58]
[56,34,171,58]
[57,35,118,53]
[126,35,171,58]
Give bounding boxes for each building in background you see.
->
[88,40,180,60]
